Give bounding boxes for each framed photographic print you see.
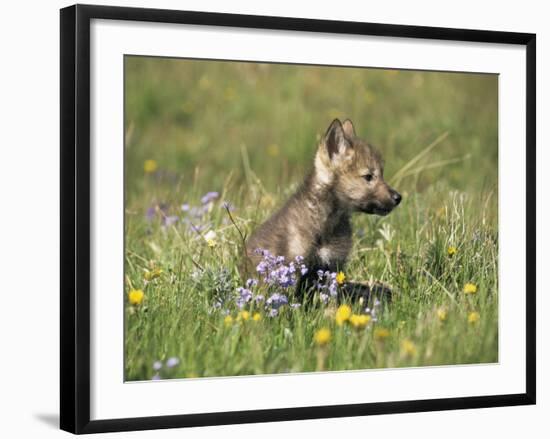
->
[60,4,536,434]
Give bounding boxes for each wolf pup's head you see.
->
[314,118,402,216]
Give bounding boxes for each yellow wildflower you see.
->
[128,289,144,306]
[335,304,352,326]
[143,159,158,174]
[349,314,371,329]
[401,339,417,357]
[374,328,390,341]
[237,310,250,322]
[437,308,448,322]
[252,313,261,322]
[464,283,478,294]
[447,246,457,257]
[144,267,163,281]
[336,271,346,285]
[314,328,331,346]
[468,311,480,324]
[224,315,233,326]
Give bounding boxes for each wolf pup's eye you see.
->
[363,174,374,182]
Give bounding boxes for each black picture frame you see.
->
[60,4,536,434]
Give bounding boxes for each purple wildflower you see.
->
[315,270,339,301]
[222,201,236,211]
[166,357,180,368]
[151,374,162,381]
[163,215,179,227]
[145,203,169,222]
[328,282,338,297]
[145,206,156,221]
[153,361,162,371]
[236,287,253,309]
[254,248,305,289]
[201,191,219,205]
[181,203,190,212]
[266,293,288,310]
[256,261,268,275]
[293,256,308,275]
[246,278,258,288]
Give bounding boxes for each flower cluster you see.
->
[349,314,371,329]
[145,191,234,236]
[234,280,291,317]
[255,249,308,288]
[334,304,371,329]
[230,250,309,317]
[235,280,257,309]
[265,293,289,317]
[224,310,262,326]
[180,191,219,233]
[315,270,339,303]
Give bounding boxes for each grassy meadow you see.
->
[124,56,498,381]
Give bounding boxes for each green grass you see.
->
[124,56,498,381]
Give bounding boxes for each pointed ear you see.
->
[342,119,356,138]
[324,119,351,160]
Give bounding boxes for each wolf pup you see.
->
[246,118,401,298]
